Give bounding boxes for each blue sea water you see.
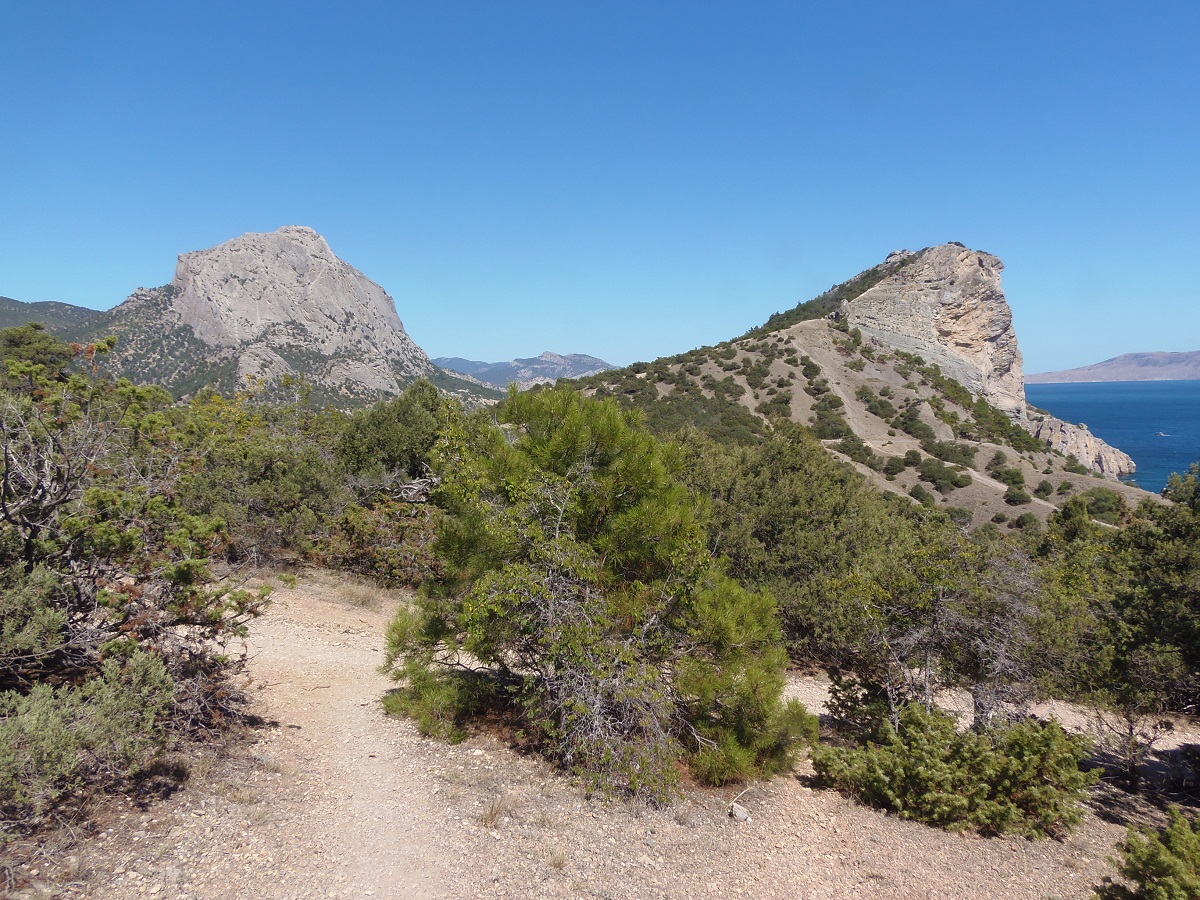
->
[1025,381,1200,494]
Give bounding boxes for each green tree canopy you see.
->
[383,386,809,801]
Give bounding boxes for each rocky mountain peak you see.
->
[168,226,433,395]
[841,243,1025,419]
[838,243,1132,476]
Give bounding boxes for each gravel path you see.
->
[5,574,1168,899]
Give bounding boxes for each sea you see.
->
[1025,380,1200,494]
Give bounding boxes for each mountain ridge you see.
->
[435,351,614,389]
[1028,350,1200,383]
[0,295,103,333]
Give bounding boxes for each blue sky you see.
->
[2,2,1197,372]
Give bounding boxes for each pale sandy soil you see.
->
[6,572,1195,900]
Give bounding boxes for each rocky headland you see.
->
[841,245,1026,419]
[1025,414,1136,477]
[839,244,1134,476]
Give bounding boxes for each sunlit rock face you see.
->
[1028,415,1136,477]
[171,225,433,395]
[842,243,1133,476]
[842,244,1025,419]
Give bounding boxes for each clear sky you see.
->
[2,2,1197,372]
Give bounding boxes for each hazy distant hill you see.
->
[435,351,613,389]
[0,295,102,332]
[1027,351,1200,383]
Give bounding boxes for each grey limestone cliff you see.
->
[840,244,1134,477]
[81,226,441,403]
[842,245,1026,419]
[169,226,434,394]
[1026,413,1136,477]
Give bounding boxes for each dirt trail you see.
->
[10,574,1162,899]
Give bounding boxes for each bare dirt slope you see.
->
[11,574,1156,899]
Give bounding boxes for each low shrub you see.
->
[1080,487,1126,525]
[691,699,819,787]
[991,466,1027,488]
[380,658,491,745]
[909,484,936,507]
[836,434,881,469]
[319,501,444,587]
[922,440,978,468]
[918,457,972,493]
[0,651,175,839]
[855,386,897,420]
[812,705,1095,837]
[756,390,794,419]
[894,405,937,442]
[947,507,974,526]
[1005,486,1033,506]
[1095,808,1200,898]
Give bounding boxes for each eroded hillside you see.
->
[572,245,1151,529]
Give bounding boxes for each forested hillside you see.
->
[570,318,1148,529]
[0,296,102,333]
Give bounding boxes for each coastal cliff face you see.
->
[841,245,1026,419]
[840,243,1134,477]
[170,226,434,393]
[1027,414,1137,477]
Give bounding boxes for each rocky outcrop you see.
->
[840,243,1135,477]
[1028,414,1136,477]
[841,244,1026,418]
[168,226,434,395]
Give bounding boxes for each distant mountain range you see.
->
[1027,351,1200,383]
[435,352,614,390]
[0,296,103,332]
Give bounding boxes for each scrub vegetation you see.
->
[3,316,1199,896]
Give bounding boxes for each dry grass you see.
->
[547,846,567,871]
[479,793,518,828]
[336,583,383,609]
[244,804,279,828]
[286,569,414,612]
[250,750,290,777]
[213,780,259,805]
